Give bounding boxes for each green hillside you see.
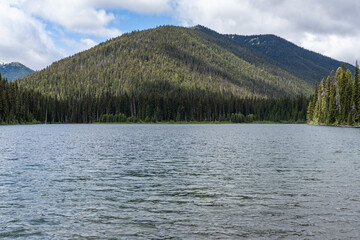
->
[0,62,34,81]
[18,26,312,100]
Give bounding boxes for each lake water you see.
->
[0,124,359,239]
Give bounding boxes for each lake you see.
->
[0,124,359,239]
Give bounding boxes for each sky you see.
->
[1,0,359,70]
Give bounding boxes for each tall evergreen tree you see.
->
[308,63,360,126]
[327,77,337,124]
[353,61,360,122]
[345,70,353,124]
[306,82,318,122]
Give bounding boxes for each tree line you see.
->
[307,63,360,125]
[0,73,308,124]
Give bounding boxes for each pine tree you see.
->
[319,79,327,123]
[327,78,337,124]
[306,100,313,122]
[313,80,325,123]
[345,70,353,125]
[336,67,346,123]
[307,82,318,122]
[353,61,360,122]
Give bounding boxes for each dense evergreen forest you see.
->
[1,73,308,124]
[307,63,360,126]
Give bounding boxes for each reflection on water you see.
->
[0,124,359,239]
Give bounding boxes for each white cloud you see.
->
[20,0,122,38]
[301,33,360,64]
[62,38,98,55]
[0,0,174,69]
[172,0,360,64]
[17,0,172,38]
[80,38,97,49]
[91,0,173,14]
[0,2,65,70]
[1,0,359,70]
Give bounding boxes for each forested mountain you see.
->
[226,33,354,84]
[0,62,34,81]
[10,25,355,124]
[18,25,312,100]
[1,25,313,124]
[7,25,356,124]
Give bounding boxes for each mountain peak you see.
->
[192,25,207,30]
[0,62,34,81]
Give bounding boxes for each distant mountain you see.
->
[224,33,354,84]
[0,62,34,81]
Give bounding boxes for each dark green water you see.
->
[0,124,359,239]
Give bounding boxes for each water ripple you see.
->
[0,124,359,239]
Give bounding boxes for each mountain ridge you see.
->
[223,31,354,84]
[193,24,354,84]
[0,62,34,81]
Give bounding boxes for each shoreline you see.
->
[1,120,307,126]
[93,121,305,125]
[308,122,360,128]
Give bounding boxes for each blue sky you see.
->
[51,10,180,56]
[1,0,359,70]
[110,10,179,32]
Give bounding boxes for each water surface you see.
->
[0,124,359,239]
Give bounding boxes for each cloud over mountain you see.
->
[0,0,359,70]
